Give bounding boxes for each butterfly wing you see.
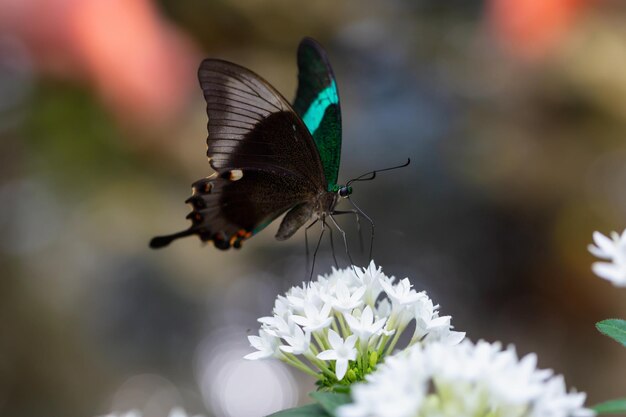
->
[150,59,327,250]
[293,38,342,190]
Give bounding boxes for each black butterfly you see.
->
[150,38,407,258]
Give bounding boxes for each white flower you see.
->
[380,277,422,306]
[422,320,466,345]
[380,277,425,329]
[257,315,293,338]
[322,281,366,312]
[412,297,439,339]
[286,284,321,313]
[279,325,311,355]
[588,230,626,287]
[355,261,385,306]
[317,330,357,380]
[244,329,279,360]
[245,262,462,385]
[291,302,333,332]
[337,340,594,417]
[272,295,291,318]
[321,266,361,290]
[534,376,595,417]
[344,306,386,348]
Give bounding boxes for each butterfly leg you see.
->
[327,222,339,268]
[305,218,320,276]
[347,197,375,262]
[328,214,356,271]
[310,219,326,280]
[332,210,364,254]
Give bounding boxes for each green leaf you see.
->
[593,398,626,414]
[310,392,352,416]
[596,319,626,347]
[267,403,330,417]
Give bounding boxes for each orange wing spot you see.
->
[230,230,251,249]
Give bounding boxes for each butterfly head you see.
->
[330,184,352,199]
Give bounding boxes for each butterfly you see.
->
[150,37,406,254]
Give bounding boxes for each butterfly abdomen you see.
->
[276,202,314,241]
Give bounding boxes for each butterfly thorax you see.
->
[274,185,350,242]
[316,191,339,217]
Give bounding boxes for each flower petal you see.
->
[588,244,611,259]
[318,350,339,360]
[327,329,342,349]
[593,231,616,255]
[592,262,626,285]
[244,350,271,360]
[335,358,349,380]
[361,306,373,324]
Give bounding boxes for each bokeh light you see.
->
[196,329,298,417]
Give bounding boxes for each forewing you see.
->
[293,38,342,189]
[199,58,325,187]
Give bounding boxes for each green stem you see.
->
[336,312,350,338]
[280,353,320,378]
[376,334,390,356]
[360,348,367,373]
[331,319,340,334]
[305,353,336,380]
[309,342,320,356]
[313,332,329,352]
[384,323,406,356]
[377,313,399,355]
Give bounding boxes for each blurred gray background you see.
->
[1,0,625,416]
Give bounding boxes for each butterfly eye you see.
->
[338,186,352,198]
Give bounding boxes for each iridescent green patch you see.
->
[302,79,338,135]
[293,38,343,190]
[311,104,341,191]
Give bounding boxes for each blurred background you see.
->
[1,0,626,415]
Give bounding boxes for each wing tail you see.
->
[149,229,195,249]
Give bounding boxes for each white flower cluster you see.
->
[245,261,464,385]
[588,230,626,287]
[338,340,594,417]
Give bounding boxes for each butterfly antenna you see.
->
[149,229,195,249]
[347,158,411,186]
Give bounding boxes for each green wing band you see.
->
[302,79,338,135]
[293,38,342,190]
